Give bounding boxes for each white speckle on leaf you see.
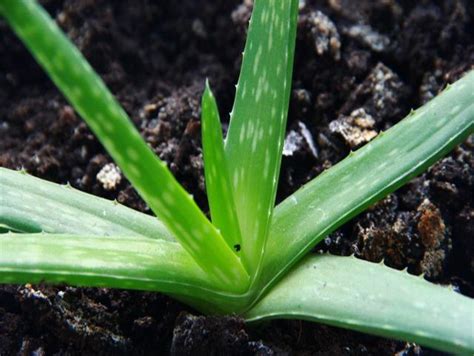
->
[126,147,139,161]
[101,117,114,134]
[70,86,82,99]
[263,153,271,177]
[271,107,277,118]
[239,125,246,143]
[449,105,461,115]
[435,119,445,128]
[233,173,239,188]
[127,164,141,178]
[241,81,247,99]
[52,54,65,71]
[290,195,298,205]
[255,86,262,102]
[388,148,398,157]
[251,135,258,153]
[161,191,174,205]
[253,46,263,75]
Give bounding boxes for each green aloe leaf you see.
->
[0,0,249,291]
[245,254,474,354]
[0,167,171,238]
[0,232,255,313]
[201,82,242,251]
[0,232,212,297]
[259,70,474,291]
[225,0,299,273]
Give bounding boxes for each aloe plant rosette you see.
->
[0,0,473,353]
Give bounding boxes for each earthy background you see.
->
[1,0,473,354]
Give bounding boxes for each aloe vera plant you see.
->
[0,0,473,353]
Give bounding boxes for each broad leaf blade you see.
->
[225,0,299,273]
[0,167,171,238]
[261,71,474,290]
[245,254,474,354]
[0,232,253,314]
[0,233,213,297]
[0,0,249,291]
[201,82,242,251]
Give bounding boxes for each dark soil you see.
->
[1,0,473,354]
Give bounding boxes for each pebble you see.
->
[96,163,122,190]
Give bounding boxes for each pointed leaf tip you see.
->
[201,82,244,255]
[224,0,300,273]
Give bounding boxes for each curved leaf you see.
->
[246,254,474,354]
[0,232,257,314]
[260,71,474,291]
[0,233,210,294]
[0,167,172,239]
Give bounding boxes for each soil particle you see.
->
[291,88,312,118]
[342,24,390,53]
[170,313,271,356]
[351,194,423,270]
[344,49,372,77]
[300,10,341,60]
[248,319,408,355]
[231,0,252,33]
[339,63,409,127]
[419,71,444,104]
[417,199,446,251]
[329,107,378,148]
[416,199,450,278]
[283,121,318,158]
[0,307,23,354]
[327,0,402,28]
[96,163,122,190]
[395,2,471,76]
[13,284,130,354]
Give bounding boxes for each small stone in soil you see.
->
[329,107,378,148]
[283,121,318,158]
[96,163,122,190]
[342,24,390,53]
[303,10,341,61]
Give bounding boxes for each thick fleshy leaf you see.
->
[259,70,474,290]
[201,82,242,252]
[0,167,171,238]
[0,233,212,296]
[0,0,249,291]
[224,0,299,273]
[245,254,474,354]
[0,233,255,313]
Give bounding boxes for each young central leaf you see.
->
[201,82,243,252]
[224,0,299,273]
